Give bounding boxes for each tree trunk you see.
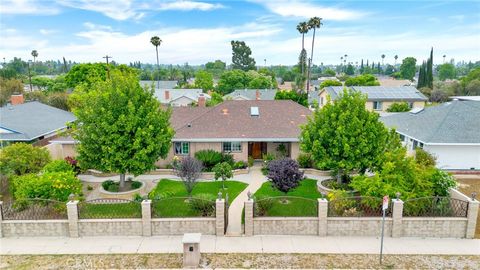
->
[119,173,126,189]
[155,46,160,89]
[301,34,305,76]
[336,169,343,185]
[307,28,316,93]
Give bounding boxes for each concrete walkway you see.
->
[226,165,267,236]
[1,236,478,255]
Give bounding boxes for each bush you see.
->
[415,148,436,167]
[254,195,274,216]
[267,158,304,194]
[387,102,410,112]
[65,156,81,175]
[213,162,233,189]
[12,171,82,201]
[43,160,74,173]
[102,180,115,191]
[248,156,254,167]
[189,193,216,216]
[176,156,203,195]
[131,181,142,189]
[297,153,313,168]
[133,193,143,202]
[194,150,223,171]
[233,161,248,170]
[429,169,456,196]
[0,143,51,176]
[87,185,93,191]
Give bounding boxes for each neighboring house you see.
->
[318,86,427,112]
[139,80,178,89]
[225,89,278,101]
[450,96,480,101]
[156,100,312,166]
[0,95,76,146]
[377,76,413,87]
[154,89,210,107]
[278,81,294,91]
[381,100,480,170]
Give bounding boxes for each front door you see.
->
[252,142,262,159]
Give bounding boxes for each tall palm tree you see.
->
[381,54,385,65]
[150,36,162,89]
[296,22,309,77]
[394,55,398,66]
[306,17,322,92]
[31,50,38,63]
[443,54,446,63]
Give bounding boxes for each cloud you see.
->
[0,0,60,15]
[39,29,58,35]
[251,0,367,21]
[157,1,224,11]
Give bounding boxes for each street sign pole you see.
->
[380,195,389,265]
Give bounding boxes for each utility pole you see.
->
[264,58,266,68]
[103,55,112,79]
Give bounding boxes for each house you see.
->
[224,89,278,101]
[377,77,413,87]
[278,81,294,91]
[450,96,480,101]
[154,89,210,107]
[380,100,480,170]
[139,80,178,89]
[0,95,76,146]
[318,86,427,112]
[156,100,311,166]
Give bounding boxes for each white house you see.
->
[381,100,480,170]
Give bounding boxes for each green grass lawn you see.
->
[149,179,248,218]
[79,202,142,219]
[253,179,322,217]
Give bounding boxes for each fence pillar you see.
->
[66,200,79,238]
[244,199,254,236]
[466,198,479,239]
[391,199,404,238]
[317,198,328,237]
[141,200,152,237]
[215,198,225,236]
[0,201,3,238]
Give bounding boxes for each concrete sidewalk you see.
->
[1,236,479,255]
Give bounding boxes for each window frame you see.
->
[174,142,189,155]
[222,141,242,153]
[373,101,383,111]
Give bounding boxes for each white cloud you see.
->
[157,1,224,11]
[39,29,57,35]
[251,0,367,21]
[0,0,60,15]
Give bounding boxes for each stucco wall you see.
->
[327,217,392,237]
[366,101,425,112]
[171,96,195,107]
[402,218,467,238]
[424,145,480,170]
[44,143,77,160]
[253,217,318,235]
[151,218,216,235]
[2,220,69,237]
[78,219,143,236]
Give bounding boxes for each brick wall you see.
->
[327,218,392,237]
[79,219,143,236]
[152,218,216,235]
[2,220,69,237]
[402,218,467,238]
[253,217,318,235]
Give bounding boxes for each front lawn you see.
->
[79,202,142,219]
[253,179,322,217]
[149,179,247,217]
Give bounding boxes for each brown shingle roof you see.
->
[171,100,311,141]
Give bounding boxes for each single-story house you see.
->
[0,95,76,146]
[139,80,178,89]
[224,89,278,101]
[318,86,427,112]
[154,89,210,107]
[381,100,480,170]
[450,96,480,101]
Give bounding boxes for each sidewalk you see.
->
[1,236,479,255]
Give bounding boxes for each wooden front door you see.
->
[252,142,262,159]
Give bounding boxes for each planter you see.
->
[317,179,361,196]
[99,181,146,200]
[301,168,332,177]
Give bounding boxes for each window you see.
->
[320,97,324,105]
[373,101,383,110]
[174,142,189,155]
[412,140,418,149]
[408,102,414,108]
[223,142,242,152]
[399,134,405,141]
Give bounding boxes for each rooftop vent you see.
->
[409,107,424,114]
[250,106,259,116]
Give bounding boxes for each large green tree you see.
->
[0,143,51,176]
[65,63,138,88]
[194,70,214,92]
[71,71,174,188]
[344,74,380,86]
[231,40,256,71]
[300,89,391,183]
[399,57,417,80]
[216,69,247,95]
[437,63,456,81]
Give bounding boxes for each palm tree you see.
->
[31,50,38,63]
[306,17,323,92]
[296,21,309,77]
[443,54,446,63]
[394,55,398,66]
[381,54,385,65]
[150,36,162,89]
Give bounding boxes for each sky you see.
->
[0,0,479,66]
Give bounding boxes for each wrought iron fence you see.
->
[403,196,468,217]
[151,197,215,218]
[1,199,67,220]
[78,198,141,219]
[253,196,318,217]
[328,196,389,217]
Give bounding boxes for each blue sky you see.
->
[0,0,479,65]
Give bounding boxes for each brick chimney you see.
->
[256,90,260,100]
[164,90,170,100]
[198,94,206,107]
[11,94,24,105]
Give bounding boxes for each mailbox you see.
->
[182,233,201,268]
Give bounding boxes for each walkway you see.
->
[226,165,267,236]
[1,236,478,255]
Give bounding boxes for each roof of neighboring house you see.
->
[172,100,311,141]
[308,90,321,105]
[380,100,480,144]
[154,89,209,104]
[225,89,278,101]
[0,101,76,141]
[139,80,178,89]
[450,96,480,101]
[323,86,427,101]
[377,77,413,87]
[278,81,294,91]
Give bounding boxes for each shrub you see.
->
[213,162,233,189]
[297,153,313,168]
[276,143,287,158]
[64,156,81,175]
[194,149,223,171]
[12,171,82,201]
[221,153,234,166]
[0,143,51,176]
[415,148,436,167]
[267,158,304,194]
[102,180,115,191]
[429,168,457,196]
[254,195,274,216]
[248,156,254,167]
[87,185,93,191]
[261,152,276,174]
[175,156,203,196]
[131,181,142,189]
[387,102,411,112]
[233,161,248,170]
[190,193,216,216]
[133,193,143,202]
[43,160,74,173]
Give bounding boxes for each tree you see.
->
[386,102,410,112]
[213,162,233,190]
[399,57,417,80]
[31,50,38,63]
[319,79,342,88]
[0,77,23,106]
[231,40,256,71]
[394,55,398,66]
[206,91,223,107]
[384,64,395,76]
[71,70,174,188]
[381,54,385,65]
[345,74,380,86]
[296,49,307,90]
[205,60,226,78]
[175,156,203,196]
[0,143,51,176]
[267,158,304,194]
[12,171,82,201]
[323,69,336,76]
[150,36,162,89]
[300,89,391,183]
[274,90,308,107]
[345,64,355,75]
[296,21,309,76]
[418,61,426,88]
[437,63,456,81]
[194,70,214,92]
[306,17,323,92]
[65,63,138,88]
[465,79,480,95]
[216,69,247,95]
[426,48,434,89]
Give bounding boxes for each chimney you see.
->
[256,90,260,100]
[198,94,206,107]
[164,90,170,100]
[11,94,24,105]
